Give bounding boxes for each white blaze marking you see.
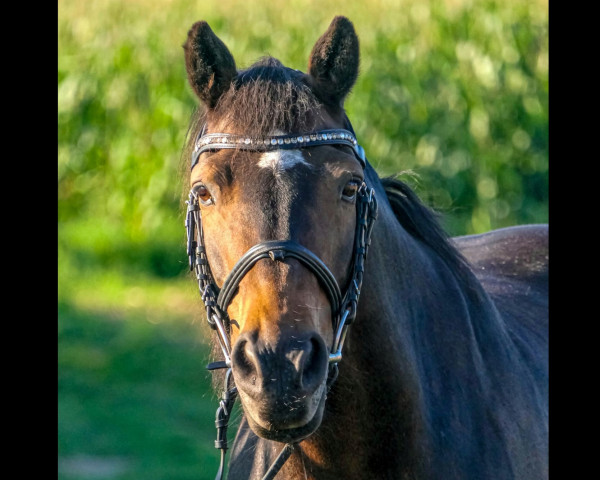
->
[257,150,311,174]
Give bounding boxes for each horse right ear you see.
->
[183,21,237,108]
[307,16,360,107]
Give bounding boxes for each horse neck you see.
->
[293,171,527,478]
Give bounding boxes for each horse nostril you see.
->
[294,334,327,391]
[231,336,257,379]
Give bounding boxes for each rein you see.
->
[185,123,377,479]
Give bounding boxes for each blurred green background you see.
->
[58,0,548,478]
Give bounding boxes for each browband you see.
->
[191,128,366,170]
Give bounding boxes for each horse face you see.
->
[184,16,361,443]
[190,139,363,441]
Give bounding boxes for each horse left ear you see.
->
[307,16,360,107]
[183,21,237,108]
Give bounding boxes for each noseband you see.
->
[185,123,378,480]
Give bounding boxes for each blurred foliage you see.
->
[58,0,547,478]
[58,0,548,264]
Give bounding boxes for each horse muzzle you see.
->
[231,330,329,442]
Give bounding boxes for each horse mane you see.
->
[380,176,474,284]
[213,56,323,136]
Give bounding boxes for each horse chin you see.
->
[241,382,327,443]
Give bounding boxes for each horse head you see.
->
[183,17,374,444]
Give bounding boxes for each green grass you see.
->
[58,300,230,479]
[58,0,548,477]
[58,218,243,479]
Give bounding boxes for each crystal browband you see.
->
[191,128,366,169]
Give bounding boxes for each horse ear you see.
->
[183,21,237,108]
[307,16,360,107]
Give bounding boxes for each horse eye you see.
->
[342,180,360,201]
[193,183,214,205]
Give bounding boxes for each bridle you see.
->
[185,120,378,479]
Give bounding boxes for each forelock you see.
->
[209,57,323,136]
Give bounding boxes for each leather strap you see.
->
[191,128,366,170]
[217,240,342,318]
[187,113,377,480]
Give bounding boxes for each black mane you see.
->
[380,175,474,284]
[196,57,321,137]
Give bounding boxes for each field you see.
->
[58,0,548,478]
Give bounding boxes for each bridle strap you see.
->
[191,128,366,170]
[262,443,296,480]
[217,240,342,318]
[186,121,377,480]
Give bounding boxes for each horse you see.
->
[181,16,548,480]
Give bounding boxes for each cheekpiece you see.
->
[191,128,366,169]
